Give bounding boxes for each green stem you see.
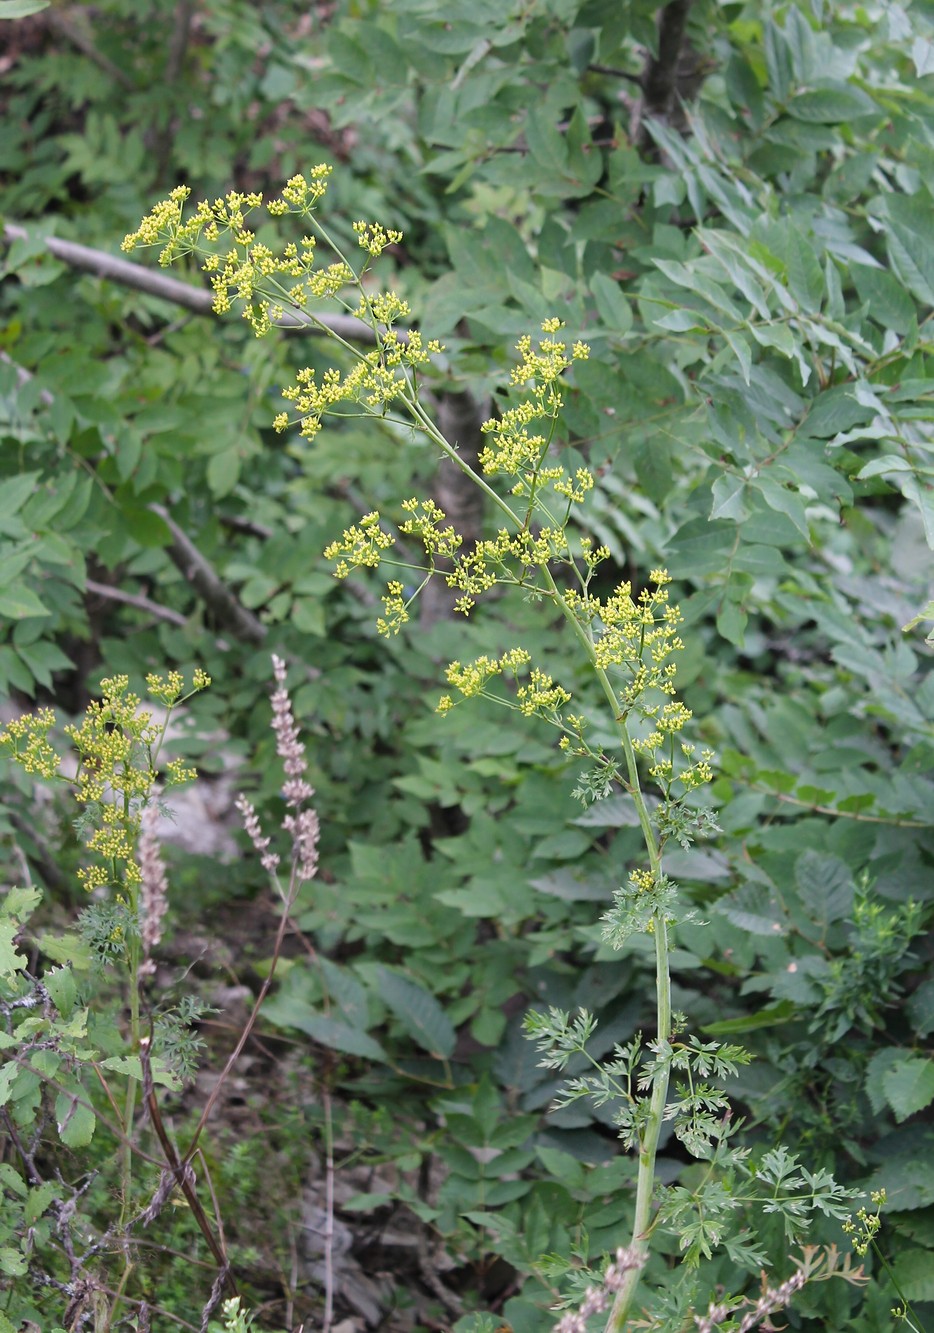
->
[605,919,671,1332]
[539,564,670,1329]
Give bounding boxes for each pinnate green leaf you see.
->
[794,850,854,925]
[262,995,387,1061]
[377,966,456,1058]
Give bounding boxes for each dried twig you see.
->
[85,578,189,628]
[587,61,643,86]
[148,503,267,645]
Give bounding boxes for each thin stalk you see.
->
[606,920,671,1332]
[539,567,670,1328]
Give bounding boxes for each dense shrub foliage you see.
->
[1,1,933,1330]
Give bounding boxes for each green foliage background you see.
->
[1,0,933,1327]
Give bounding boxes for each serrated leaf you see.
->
[0,908,30,975]
[794,850,854,925]
[0,1062,20,1107]
[716,599,747,647]
[377,966,455,1058]
[724,329,752,383]
[912,36,934,77]
[54,1087,95,1147]
[716,882,788,936]
[36,930,93,970]
[25,1180,58,1225]
[341,1191,394,1212]
[0,471,41,522]
[710,474,748,522]
[525,106,567,173]
[755,477,809,537]
[908,978,934,1038]
[883,1057,934,1123]
[318,956,369,1029]
[529,869,609,901]
[851,262,917,334]
[0,1247,26,1277]
[43,966,77,1019]
[857,455,914,479]
[891,1246,934,1301]
[572,795,643,827]
[100,1055,181,1090]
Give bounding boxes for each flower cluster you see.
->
[275,326,443,439]
[353,220,403,257]
[123,169,390,338]
[377,580,410,637]
[1,672,209,902]
[437,647,533,712]
[324,511,394,579]
[399,497,462,560]
[578,571,686,711]
[440,523,569,616]
[437,649,571,723]
[480,321,591,503]
[266,166,333,216]
[842,1190,885,1257]
[516,667,572,720]
[0,707,58,778]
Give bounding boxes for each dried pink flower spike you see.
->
[236,655,320,884]
[235,794,280,875]
[552,1247,645,1333]
[138,802,169,976]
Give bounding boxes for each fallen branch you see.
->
[2,223,381,345]
[148,503,267,645]
[85,578,189,628]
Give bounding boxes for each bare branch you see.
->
[587,61,643,87]
[2,223,382,345]
[85,578,189,628]
[148,503,267,645]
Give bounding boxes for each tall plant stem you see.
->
[541,564,671,1329]
[606,919,671,1332]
